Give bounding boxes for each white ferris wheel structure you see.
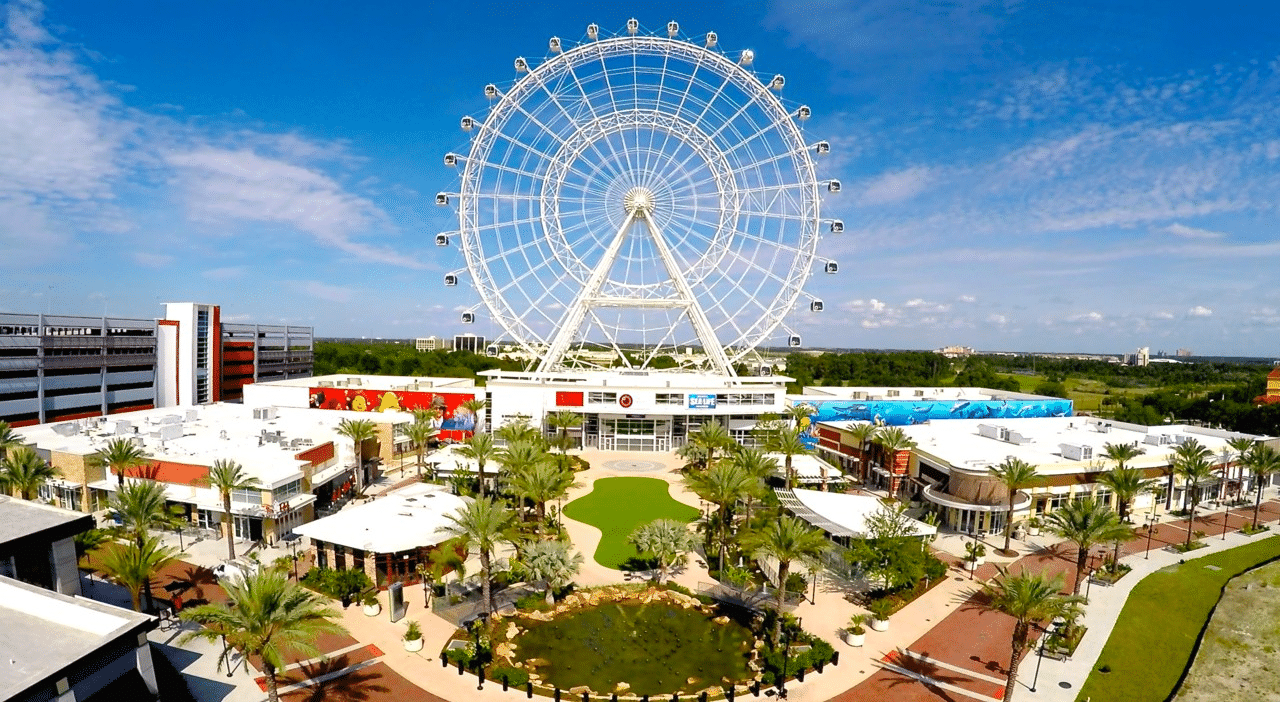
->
[436,19,841,377]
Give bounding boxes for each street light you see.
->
[289,539,299,580]
[1029,620,1057,692]
[1145,512,1160,560]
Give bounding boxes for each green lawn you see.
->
[1078,536,1280,702]
[563,477,700,569]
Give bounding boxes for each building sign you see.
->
[791,398,1074,449]
[619,394,633,408]
[555,391,584,407]
[688,393,717,409]
[308,388,478,441]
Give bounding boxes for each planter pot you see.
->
[404,637,424,652]
[843,630,866,647]
[972,556,986,567]
[1028,527,1041,536]
[363,603,381,617]
[869,618,889,632]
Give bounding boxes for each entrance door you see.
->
[234,515,251,541]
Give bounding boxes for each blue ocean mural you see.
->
[793,398,1073,447]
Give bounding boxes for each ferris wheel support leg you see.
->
[643,215,736,377]
[537,210,639,373]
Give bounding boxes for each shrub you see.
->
[868,598,894,621]
[404,620,422,641]
[848,614,866,635]
[301,567,374,603]
[444,646,471,667]
[491,665,529,687]
[514,592,549,611]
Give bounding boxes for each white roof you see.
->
[765,453,842,483]
[16,402,410,488]
[256,374,478,390]
[293,482,469,554]
[883,416,1269,474]
[480,369,792,389]
[780,488,937,538]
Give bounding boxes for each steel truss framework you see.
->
[446,25,831,375]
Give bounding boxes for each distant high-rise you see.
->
[453,333,486,354]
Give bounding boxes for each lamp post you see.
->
[1029,620,1056,693]
[289,539,299,580]
[1145,512,1159,559]
[1085,551,1098,599]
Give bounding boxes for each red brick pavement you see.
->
[280,661,450,702]
[832,500,1280,702]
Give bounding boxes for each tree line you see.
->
[313,341,524,381]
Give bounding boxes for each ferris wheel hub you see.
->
[623,187,656,218]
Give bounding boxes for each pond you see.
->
[513,601,756,695]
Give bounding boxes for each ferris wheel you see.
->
[437,20,840,375]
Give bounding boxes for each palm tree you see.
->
[1167,438,1211,510]
[676,441,711,471]
[1044,498,1132,595]
[545,411,582,454]
[688,421,734,470]
[1226,436,1258,502]
[111,479,180,545]
[980,568,1083,702]
[783,404,812,430]
[743,515,830,641]
[405,420,437,479]
[1096,466,1155,565]
[0,446,57,500]
[1101,441,1145,477]
[458,432,498,497]
[506,461,576,531]
[1247,444,1280,530]
[847,422,880,482]
[517,540,584,604]
[99,535,177,612]
[769,427,810,491]
[204,459,261,562]
[873,427,917,495]
[628,518,698,585]
[336,418,378,494]
[990,457,1041,555]
[180,569,346,702]
[438,497,516,615]
[685,461,756,572]
[91,437,149,487]
[733,448,777,528]
[0,420,21,462]
[496,416,541,447]
[1174,453,1216,548]
[460,398,487,434]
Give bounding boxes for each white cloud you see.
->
[133,252,174,268]
[859,167,933,205]
[1188,305,1213,317]
[1067,311,1104,323]
[986,314,1008,327]
[1153,310,1175,320]
[1162,223,1227,239]
[958,295,977,303]
[298,281,354,304]
[203,266,245,280]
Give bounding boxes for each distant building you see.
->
[1125,346,1150,367]
[453,333,486,354]
[1176,348,1193,358]
[415,336,450,352]
[935,345,975,358]
[1255,367,1280,406]
[0,302,312,427]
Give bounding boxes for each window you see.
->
[587,391,617,404]
[656,393,683,406]
[272,479,302,503]
[231,487,261,504]
[714,393,772,406]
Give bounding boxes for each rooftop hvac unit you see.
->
[1059,443,1094,461]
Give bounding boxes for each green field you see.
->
[563,477,700,569]
[1078,536,1280,702]
[1176,559,1280,702]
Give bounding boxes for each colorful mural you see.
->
[792,398,1074,447]
[307,388,479,441]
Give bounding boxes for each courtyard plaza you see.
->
[128,448,1280,702]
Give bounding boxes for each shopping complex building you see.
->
[813,414,1276,535]
[0,302,312,427]
[13,402,412,544]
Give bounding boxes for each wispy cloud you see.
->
[1188,305,1213,317]
[1161,222,1227,239]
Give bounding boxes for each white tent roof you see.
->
[776,488,937,539]
[294,482,469,554]
[764,453,843,484]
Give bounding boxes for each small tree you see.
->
[768,427,810,491]
[460,398,487,434]
[1247,444,1280,530]
[405,420,437,479]
[1097,465,1155,565]
[99,535,177,612]
[0,446,57,500]
[685,461,756,572]
[438,497,516,615]
[336,418,378,494]
[517,540,584,604]
[1174,453,1216,548]
[0,420,20,462]
[1044,498,1132,595]
[204,459,261,562]
[628,519,698,584]
[91,438,149,487]
[980,568,1083,702]
[989,457,1041,555]
[688,421,734,471]
[847,423,880,482]
[743,515,829,641]
[457,432,498,498]
[545,411,582,454]
[180,570,346,702]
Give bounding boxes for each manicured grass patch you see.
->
[563,477,699,569]
[1078,536,1280,702]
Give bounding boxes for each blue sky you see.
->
[2,0,1278,356]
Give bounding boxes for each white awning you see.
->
[776,488,937,538]
[294,482,470,554]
